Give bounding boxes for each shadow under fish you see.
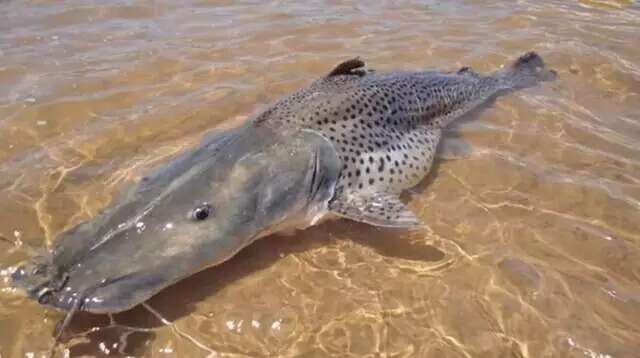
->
[10,52,556,341]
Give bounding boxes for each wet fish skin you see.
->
[260,52,556,227]
[12,124,341,313]
[11,52,555,315]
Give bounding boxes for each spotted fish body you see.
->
[12,52,555,324]
[260,52,555,227]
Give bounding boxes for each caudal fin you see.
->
[500,52,557,90]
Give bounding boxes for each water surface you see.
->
[1,0,640,357]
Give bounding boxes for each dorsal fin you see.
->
[327,58,367,77]
[457,66,480,78]
[329,191,424,229]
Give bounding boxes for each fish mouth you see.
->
[11,226,261,315]
[11,227,258,314]
[11,258,152,313]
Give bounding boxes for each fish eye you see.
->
[192,204,212,221]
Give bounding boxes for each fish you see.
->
[10,52,556,331]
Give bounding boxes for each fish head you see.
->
[11,124,341,313]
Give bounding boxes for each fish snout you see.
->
[34,271,70,305]
[11,259,79,311]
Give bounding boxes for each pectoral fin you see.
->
[329,191,424,229]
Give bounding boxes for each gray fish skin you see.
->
[11,52,554,315]
[259,52,555,227]
[12,124,341,313]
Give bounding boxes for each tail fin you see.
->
[499,52,556,90]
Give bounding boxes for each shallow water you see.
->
[1,0,640,357]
